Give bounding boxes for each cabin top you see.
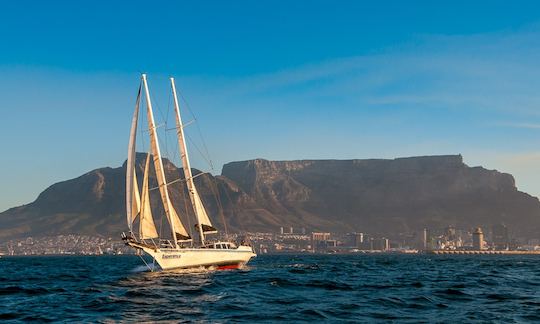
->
[203,242,237,249]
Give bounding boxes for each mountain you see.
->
[1,154,540,241]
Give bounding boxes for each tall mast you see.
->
[126,84,142,232]
[170,77,216,246]
[142,74,190,246]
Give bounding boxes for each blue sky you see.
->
[2,1,540,211]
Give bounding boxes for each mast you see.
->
[141,74,190,246]
[170,77,216,246]
[126,84,142,231]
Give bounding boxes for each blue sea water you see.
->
[1,254,540,322]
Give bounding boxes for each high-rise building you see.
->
[353,232,364,248]
[492,223,509,250]
[280,227,284,235]
[472,227,485,250]
[422,228,428,250]
[289,227,294,234]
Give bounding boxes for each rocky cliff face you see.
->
[1,155,539,240]
[222,155,540,237]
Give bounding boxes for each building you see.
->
[353,232,364,248]
[472,227,485,250]
[492,223,509,250]
[445,226,456,241]
[372,238,389,251]
[312,232,331,242]
[422,228,428,250]
[311,232,332,251]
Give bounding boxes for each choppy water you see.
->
[1,254,540,322]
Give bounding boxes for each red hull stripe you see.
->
[217,264,240,270]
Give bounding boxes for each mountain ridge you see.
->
[1,154,539,241]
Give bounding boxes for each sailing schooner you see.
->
[122,74,256,270]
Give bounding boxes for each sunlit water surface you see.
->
[1,254,540,322]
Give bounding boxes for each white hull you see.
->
[136,244,256,270]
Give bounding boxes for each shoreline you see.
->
[427,250,540,255]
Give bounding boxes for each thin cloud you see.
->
[197,25,540,117]
[493,122,540,129]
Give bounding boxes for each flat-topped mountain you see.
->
[1,155,539,240]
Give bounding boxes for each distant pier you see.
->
[428,250,540,255]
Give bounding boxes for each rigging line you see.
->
[221,180,246,233]
[138,254,154,272]
[150,79,167,127]
[186,133,214,170]
[179,175,194,246]
[177,88,215,170]
[164,119,195,131]
[166,84,172,128]
[209,176,229,238]
[149,173,207,191]
[164,88,181,170]
[162,84,174,165]
[146,78,171,166]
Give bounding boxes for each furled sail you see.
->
[126,84,142,231]
[142,74,191,243]
[139,153,159,239]
[170,78,217,242]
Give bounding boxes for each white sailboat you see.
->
[122,74,256,271]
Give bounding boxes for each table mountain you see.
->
[1,154,539,240]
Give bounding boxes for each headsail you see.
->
[139,153,159,239]
[126,84,142,231]
[131,169,141,223]
[142,74,191,244]
[170,78,217,245]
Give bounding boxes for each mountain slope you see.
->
[222,155,540,237]
[1,155,539,240]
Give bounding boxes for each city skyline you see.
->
[3,1,540,212]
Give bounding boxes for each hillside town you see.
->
[2,224,540,256]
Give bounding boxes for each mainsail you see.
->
[139,153,159,239]
[170,78,217,245]
[126,85,142,231]
[142,74,191,244]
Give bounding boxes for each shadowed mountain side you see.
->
[222,155,540,238]
[0,154,261,241]
[1,154,540,240]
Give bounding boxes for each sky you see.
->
[2,1,540,211]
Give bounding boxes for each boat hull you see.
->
[138,245,256,270]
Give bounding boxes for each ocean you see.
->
[1,254,539,322]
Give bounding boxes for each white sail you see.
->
[170,78,217,245]
[131,169,141,223]
[139,153,159,239]
[126,84,141,231]
[142,74,191,244]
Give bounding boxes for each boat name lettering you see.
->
[163,254,182,259]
